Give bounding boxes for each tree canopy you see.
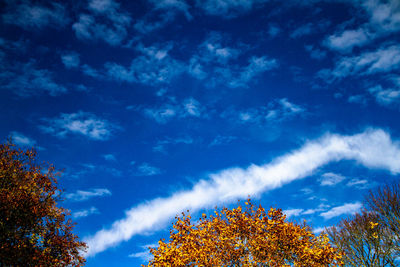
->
[147,200,342,266]
[327,181,400,266]
[0,142,86,266]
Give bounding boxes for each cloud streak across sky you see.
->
[85,128,400,256]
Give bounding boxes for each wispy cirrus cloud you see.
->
[320,202,362,220]
[85,128,400,256]
[105,43,185,85]
[305,45,327,60]
[324,28,371,53]
[283,208,304,218]
[0,61,67,97]
[128,243,158,262]
[284,203,330,219]
[290,23,314,38]
[143,97,205,124]
[72,0,131,46]
[319,172,345,186]
[131,162,162,176]
[66,188,111,202]
[325,0,400,52]
[73,207,99,219]
[369,85,400,106]
[209,135,237,147]
[153,136,194,153]
[188,32,278,87]
[9,131,37,147]
[223,98,305,125]
[149,0,192,20]
[2,0,69,30]
[346,178,369,189]
[318,45,400,82]
[227,56,278,88]
[103,154,117,161]
[61,51,80,69]
[196,0,268,17]
[39,111,118,140]
[363,0,400,33]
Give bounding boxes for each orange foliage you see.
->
[147,200,342,266]
[0,142,86,266]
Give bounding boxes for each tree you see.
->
[326,181,400,266]
[146,200,343,266]
[325,211,397,266]
[366,181,400,258]
[0,141,86,266]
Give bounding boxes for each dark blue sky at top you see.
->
[1,0,400,265]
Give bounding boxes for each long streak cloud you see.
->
[85,128,400,256]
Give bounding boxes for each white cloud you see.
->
[199,33,241,64]
[283,208,304,218]
[325,29,371,52]
[128,243,158,262]
[149,0,192,20]
[228,56,278,88]
[66,188,111,202]
[72,0,131,46]
[278,98,304,114]
[285,203,330,217]
[369,85,400,106]
[320,45,400,81]
[197,0,268,17]
[144,105,177,124]
[105,43,185,85]
[209,135,237,147]
[81,64,102,78]
[9,131,36,147]
[188,33,278,88]
[73,207,99,218]
[134,163,162,176]
[363,0,400,33]
[61,52,80,69]
[39,111,117,140]
[85,128,400,256]
[134,14,173,34]
[0,61,67,97]
[319,172,345,186]
[320,202,362,220]
[227,98,305,124]
[303,204,330,215]
[346,178,369,188]
[267,24,280,38]
[143,97,204,124]
[103,154,116,161]
[324,0,400,52]
[348,94,368,106]
[153,136,194,153]
[2,0,69,29]
[183,98,202,117]
[305,45,327,60]
[290,23,314,38]
[313,227,325,235]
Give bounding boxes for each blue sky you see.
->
[1,0,400,265]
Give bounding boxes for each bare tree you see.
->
[326,181,400,266]
[366,181,400,259]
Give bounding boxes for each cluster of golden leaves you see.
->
[0,142,86,266]
[147,200,343,266]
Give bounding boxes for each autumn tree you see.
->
[326,211,397,266]
[0,141,87,266]
[146,200,342,266]
[326,181,400,266]
[366,181,400,258]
